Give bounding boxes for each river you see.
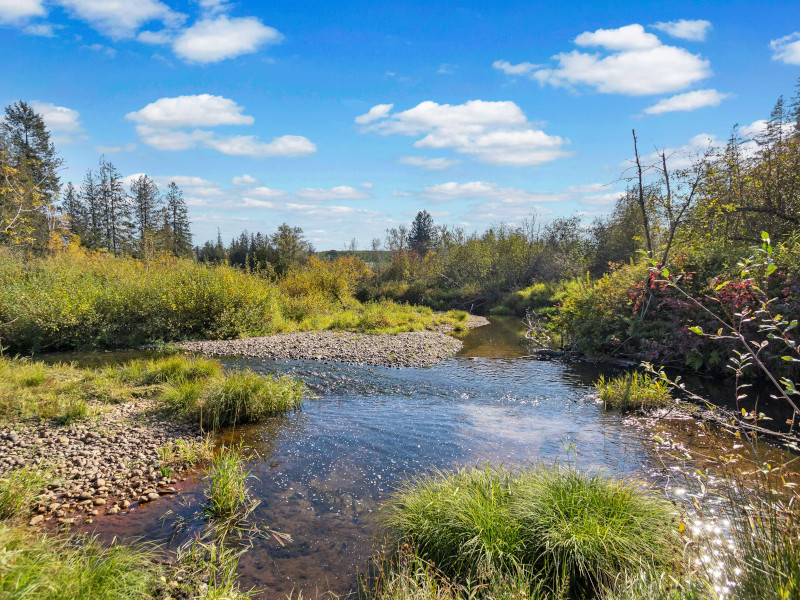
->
[78,317,796,597]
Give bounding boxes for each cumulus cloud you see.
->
[354,103,393,125]
[54,0,185,39]
[357,100,570,166]
[644,89,731,114]
[172,15,282,63]
[295,186,371,201]
[23,22,55,36]
[501,24,711,96]
[398,156,460,170]
[127,94,316,158]
[651,19,712,42]
[421,181,567,204]
[126,94,254,128]
[232,174,259,186]
[492,60,539,75]
[0,0,45,23]
[31,101,87,144]
[770,33,800,65]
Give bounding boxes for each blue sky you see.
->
[1,0,799,249]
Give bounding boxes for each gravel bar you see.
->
[178,317,489,368]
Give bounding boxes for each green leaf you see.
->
[761,231,770,241]
[688,326,703,335]
[766,263,777,276]
[715,280,730,290]
[661,267,670,278]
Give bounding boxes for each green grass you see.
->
[0,466,52,522]
[162,369,305,430]
[380,464,682,598]
[0,524,159,600]
[204,445,255,522]
[0,247,462,354]
[0,354,304,430]
[595,372,674,413]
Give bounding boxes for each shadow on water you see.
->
[75,317,798,597]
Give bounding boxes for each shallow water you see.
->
[79,318,797,597]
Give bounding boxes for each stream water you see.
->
[79,317,797,597]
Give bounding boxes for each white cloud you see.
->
[54,0,184,39]
[354,103,393,125]
[248,186,286,198]
[31,101,83,133]
[126,94,254,128]
[94,142,137,153]
[285,203,374,216]
[157,175,219,188]
[739,120,767,138]
[519,24,711,95]
[399,156,460,170]
[422,181,567,204]
[437,63,457,74]
[83,43,116,57]
[137,29,172,44]
[172,15,282,63]
[0,0,45,23]
[24,22,55,36]
[127,95,316,158]
[770,32,800,66]
[295,185,371,201]
[205,134,316,157]
[359,100,570,166]
[644,89,731,114]
[238,198,276,209]
[492,60,538,75]
[575,24,661,51]
[651,19,712,42]
[232,174,259,186]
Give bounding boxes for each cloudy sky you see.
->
[1,0,798,248]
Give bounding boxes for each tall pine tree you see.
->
[130,174,162,250]
[98,158,132,255]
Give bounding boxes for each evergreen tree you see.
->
[129,174,161,248]
[164,181,192,256]
[409,210,436,255]
[98,157,132,255]
[1,101,61,201]
[61,181,87,239]
[790,77,800,138]
[79,167,104,248]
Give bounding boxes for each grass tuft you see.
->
[204,445,256,522]
[0,466,52,522]
[595,371,673,413]
[0,524,158,600]
[381,464,681,597]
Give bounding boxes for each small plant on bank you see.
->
[162,369,305,430]
[0,525,160,600]
[381,464,681,598]
[0,465,52,522]
[204,445,257,522]
[114,355,223,386]
[595,371,673,412]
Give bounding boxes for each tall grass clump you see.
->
[162,369,305,430]
[204,445,255,522]
[0,524,159,600]
[381,464,681,598]
[113,354,223,385]
[0,466,51,522]
[595,371,673,412]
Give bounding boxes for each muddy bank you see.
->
[179,317,489,367]
[0,401,206,526]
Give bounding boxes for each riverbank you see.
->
[0,399,208,526]
[178,315,490,367]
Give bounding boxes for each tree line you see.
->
[0,100,192,257]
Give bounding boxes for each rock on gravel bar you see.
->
[178,324,486,368]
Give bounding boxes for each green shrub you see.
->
[381,465,681,597]
[595,372,673,412]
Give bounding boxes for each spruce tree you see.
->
[130,174,161,248]
[1,101,61,201]
[409,210,436,255]
[61,181,87,239]
[98,158,132,255]
[164,181,192,256]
